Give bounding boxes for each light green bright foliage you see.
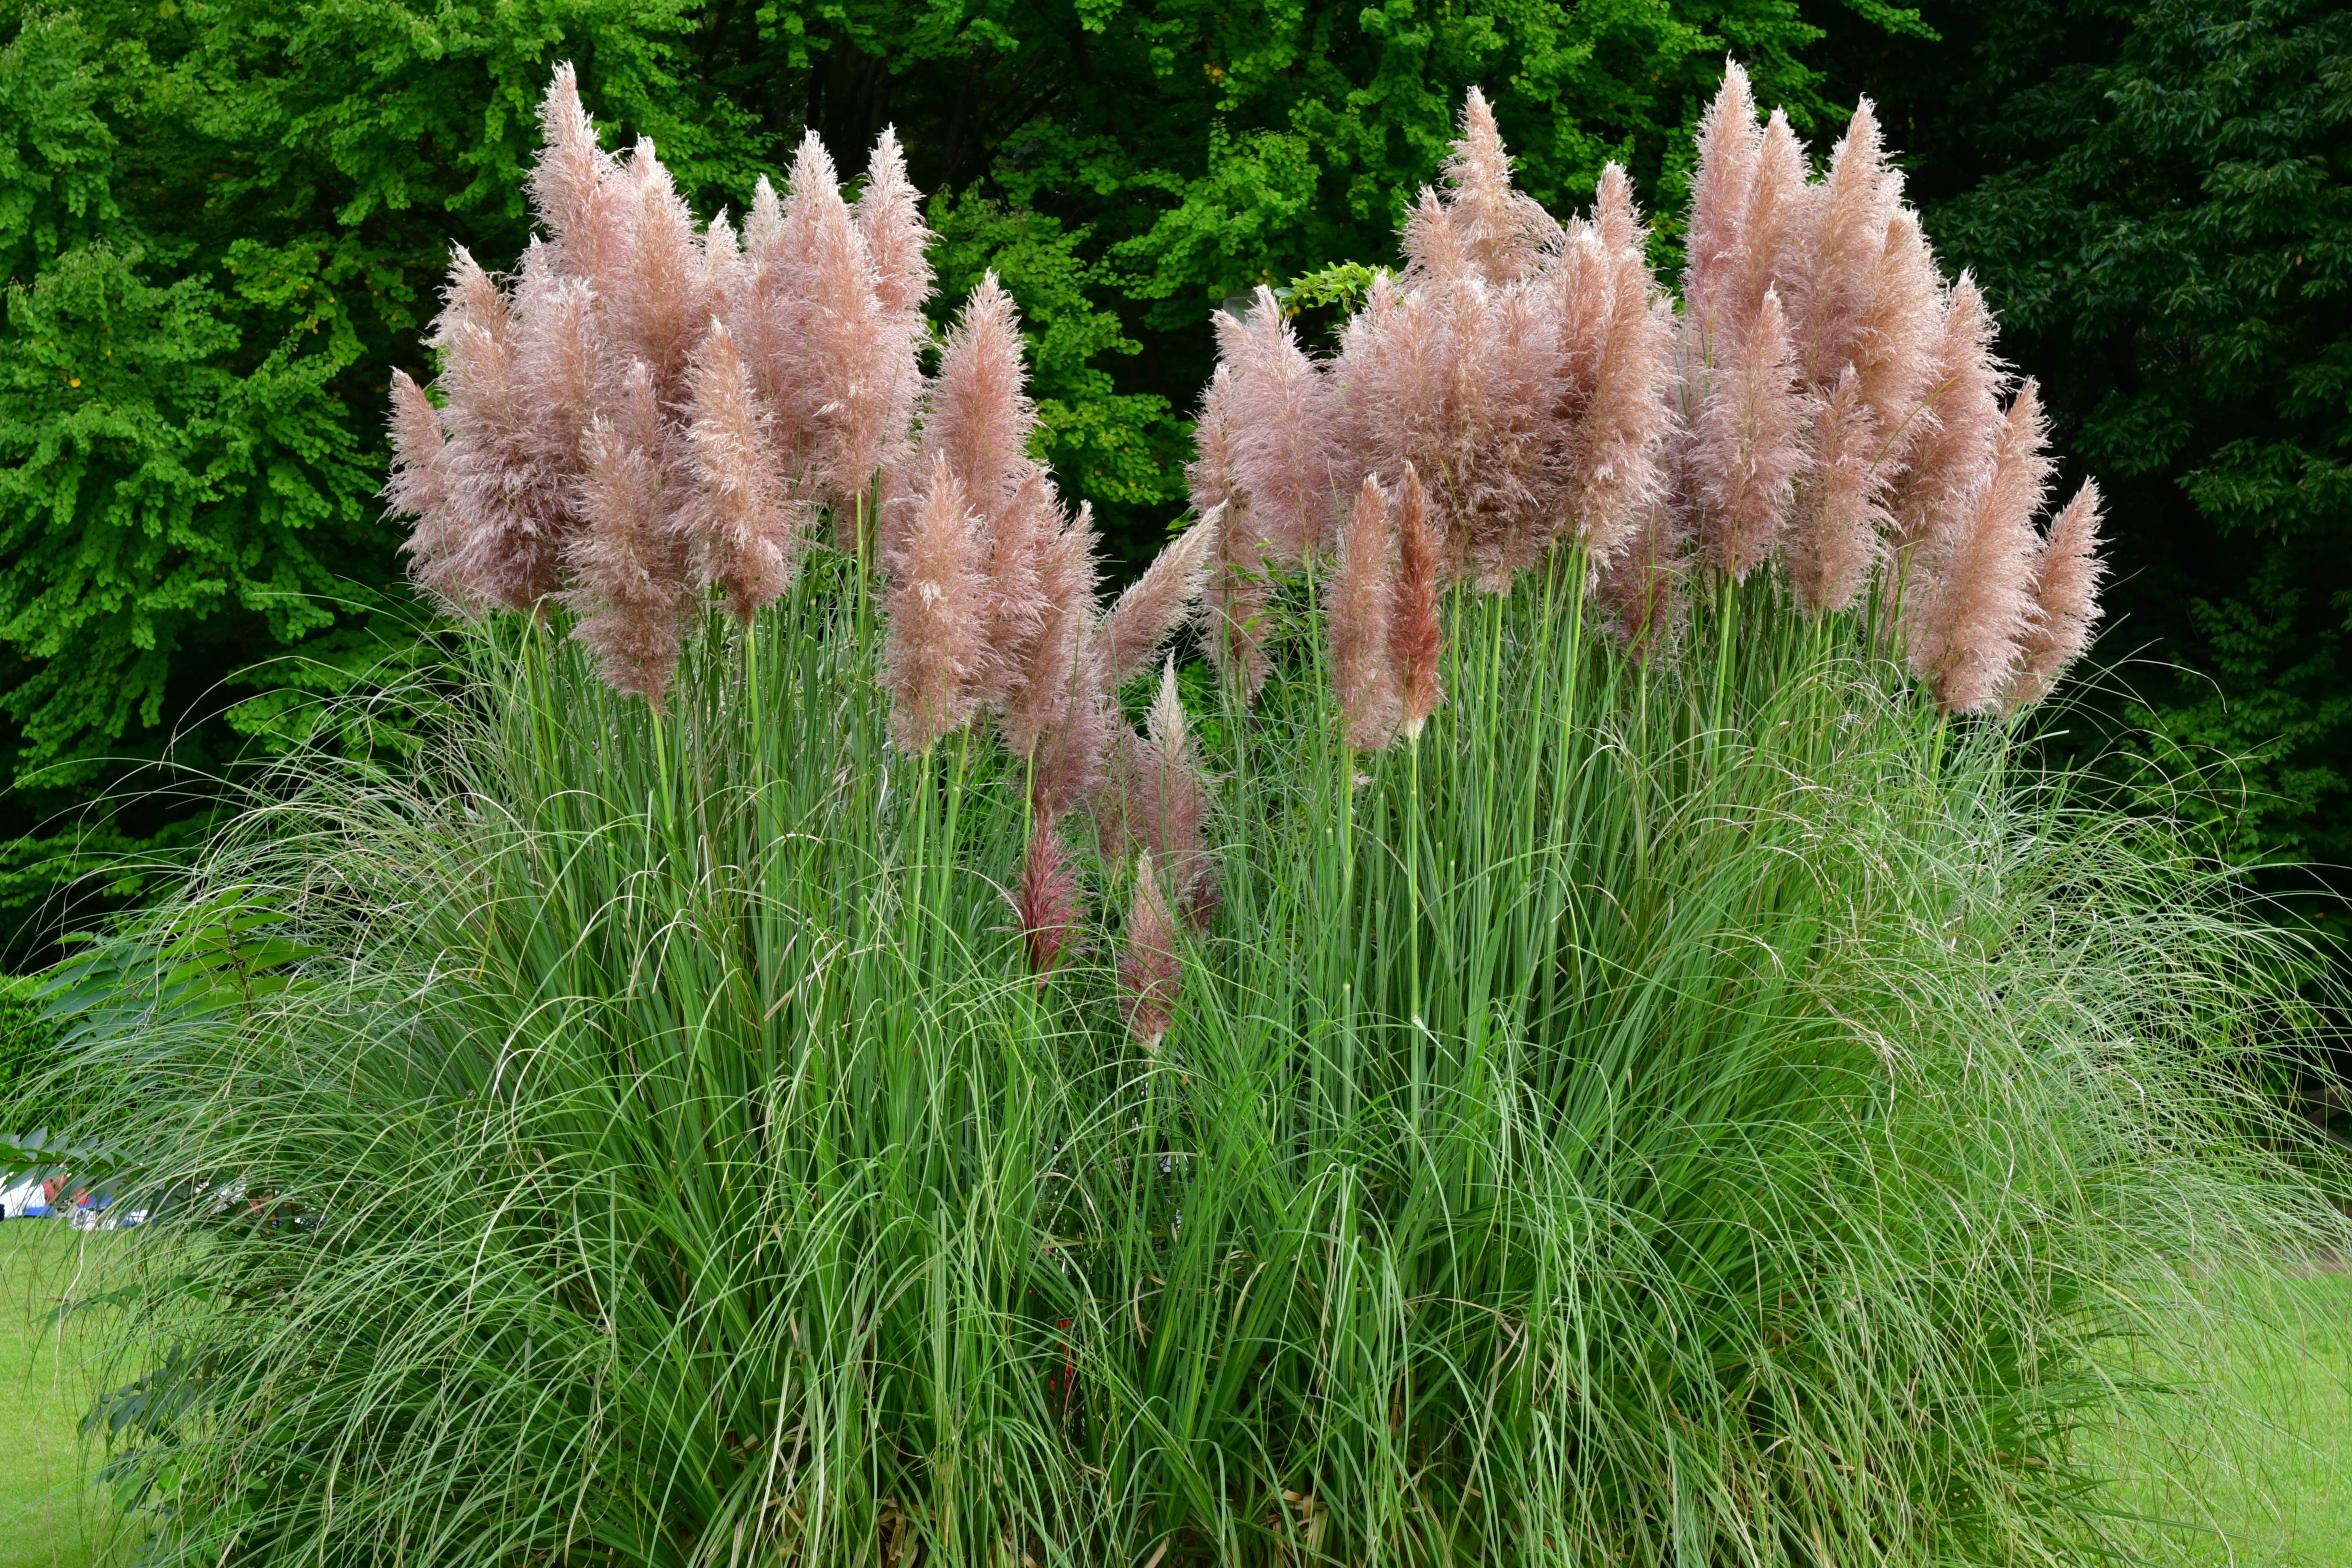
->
[34,545,2347,1564]
[0,0,770,952]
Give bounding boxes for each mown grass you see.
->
[0,1223,116,1568]
[2103,1267,2352,1567]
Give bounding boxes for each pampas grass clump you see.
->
[27,61,2347,1568]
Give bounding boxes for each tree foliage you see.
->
[0,0,766,955]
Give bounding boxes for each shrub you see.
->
[0,972,58,1124]
[44,60,2348,1568]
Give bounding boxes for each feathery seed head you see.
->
[1694,286,1808,580]
[1119,850,1181,1050]
[680,320,808,621]
[1438,88,1560,283]
[1908,378,2050,713]
[2006,478,2107,712]
[1147,656,1188,757]
[1784,367,1889,611]
[529,64,630,288]
[1331,474,1402,750]
[567,361,689,702]
[1796,98,1900,387]
[1100,511,1218,691]
[856,128,934,318]
[1392,466,1444,740]
[1215,289,1339,559]
[1015,822,1087,985]
[882,453,989,751]
[1684,61,1762,330]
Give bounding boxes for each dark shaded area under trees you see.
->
[1822,0,2351,881]
[1,0,2343,961]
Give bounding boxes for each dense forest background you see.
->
[0,0,2344,963]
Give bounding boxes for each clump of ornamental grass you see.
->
[25,62,2349,1568]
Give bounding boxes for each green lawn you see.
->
[0,1228,2341,1567]
[0,1224,118,1568]
[2101,1268,2352,1567]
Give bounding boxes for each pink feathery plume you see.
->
[1560,166,1678,566]
[2005,478,2107,712]
[1889,274,2006,547]
[1006,509,1111,819]
[512,242,603,431]
[918,272,1043,539]
[1188,362,1240,515]
[528,64,632,291]
[1142,660,1218,920]
[1552,227,1613,425]
[1783,367,1888,611]
[607,139,711,405]
[1189,367,1274,697]
[1119,849,1181,1051]
[1331,475,1401,750]
[1793,98,1899,387]
[1438,88,1560,283]
[384,370,454,598]
[1099,662,1213,889]
[509,244,603,537]
[1851,210,1944,470]
[1098,510,1219,689]
[569,361,689,702]
[798,163,897,528]
[912,275,1060,712]
[967,471,1060,712]
[432,250,564,610]
[850,128,933,517]
[1216,288,1339,558]
[856,128,934,318]
[680,320,808,621]
[744,173,784,261]
[1694,286,1808,580]
[1682,62,1763,336]
[882,453,989,751]
[735,142,868,507]
[1400,184,1472,288]
[725,175,817,459]
[1367,198,1557,591]
[1722,110,1812,349]
[1333,273,1451,548]
[1453,279,1558,589]
[1391,466,1444,740]
[1380,104,1569,590]
[1907,378,2053,713]
[1015,822,1087,985]
[702,211,745,312]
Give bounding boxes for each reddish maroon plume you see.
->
[1331,475,1402,751]
[1391,467,1444,741]
[1015,823,1087,985]
[1119,850,1181,1051]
